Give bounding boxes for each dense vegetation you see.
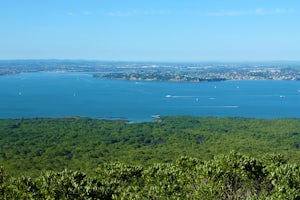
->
[0,116,300,176]
[1,152,299,199]
[1,116,300,198]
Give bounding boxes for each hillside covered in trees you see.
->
[0,116,300,198]
[1,152,299,199]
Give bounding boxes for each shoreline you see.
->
[1,70,299,82]
[1,115,300,123]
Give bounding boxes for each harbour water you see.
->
[0,72,300,122]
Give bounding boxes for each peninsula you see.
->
[1,60,300,82]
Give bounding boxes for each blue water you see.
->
[0,72,300,122]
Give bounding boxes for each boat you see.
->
[151,115,161,119]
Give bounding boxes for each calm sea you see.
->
[0,72,300,122]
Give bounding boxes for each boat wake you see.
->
[199,106,240,109]
[165,94,198,98]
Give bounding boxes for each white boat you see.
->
[151,115,161,119]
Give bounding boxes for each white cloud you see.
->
[107,11,133,17]
[67,11,93,17]
[83,11,92,16]
[107,10,171,17]
[272,8,291,14]
[205,8,291,17]
[67,12,75,16]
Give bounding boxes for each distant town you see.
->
[1,60,300,82]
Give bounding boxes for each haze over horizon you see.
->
[1,0,300,62]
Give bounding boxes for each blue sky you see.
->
[1,0,300,61]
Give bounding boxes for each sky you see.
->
[1,0,300,62]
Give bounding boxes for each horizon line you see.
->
[0,58,300,64]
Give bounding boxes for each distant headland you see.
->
[1,60,300,82]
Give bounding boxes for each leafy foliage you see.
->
[0,116,300,176]
[1,115,300,198]
[0,152,299,199]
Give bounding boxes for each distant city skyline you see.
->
[1,0,300,62]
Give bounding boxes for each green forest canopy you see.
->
[0,116,299,177]
[1,152,299,199]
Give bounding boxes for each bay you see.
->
[0,72,300,122]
